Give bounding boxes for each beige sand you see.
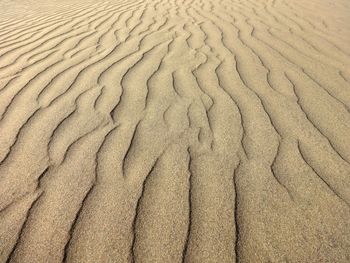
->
[0,0,350,262]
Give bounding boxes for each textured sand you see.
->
[0,0,350,262]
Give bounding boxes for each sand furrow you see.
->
[0,0,350,262]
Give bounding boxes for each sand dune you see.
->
[0,0,350,262]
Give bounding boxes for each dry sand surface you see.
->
[0,0,350,262]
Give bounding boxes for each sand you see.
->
[0,0,349,262]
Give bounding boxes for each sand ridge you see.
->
[0,0,350,262]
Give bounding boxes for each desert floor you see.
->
[0,0,350,262]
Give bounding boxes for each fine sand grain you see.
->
[0,0,350,262]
